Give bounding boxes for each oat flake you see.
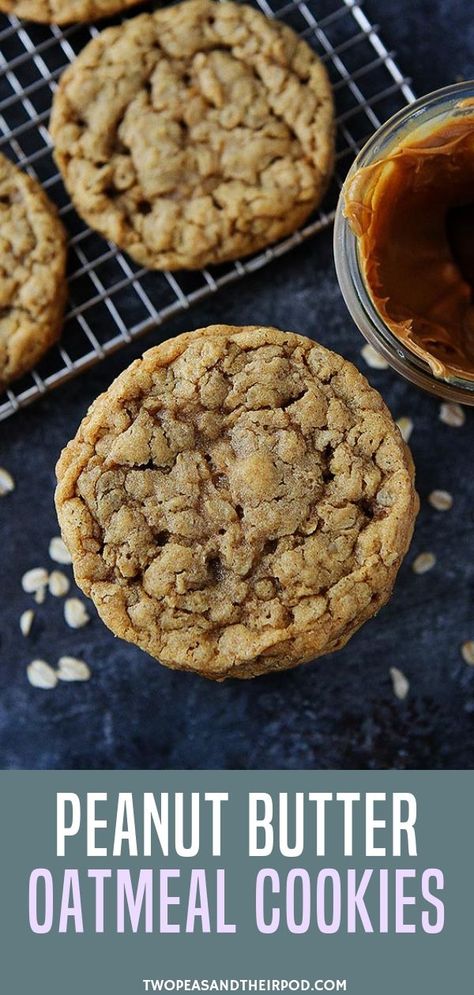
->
[461,641,474,666]
[49,570,70,597]
[0,467,15,496]
[22,567,49,594]
[361,343,389,370]
[439,402,465,427]
[412,552,436,575]
[57,656,91,682]
[396,417,413,444]
[49,535,72,565]
[428,490,453,512]
[27,659,58,690]
[64,597,90,629]
[390,666,410,700]
[19,609,35,637]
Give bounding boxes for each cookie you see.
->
[50,0,335,271]
[0,0,144,25]
[55,324,418,680]
[0,153,67,390]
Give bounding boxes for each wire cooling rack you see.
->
[0,0,415,422]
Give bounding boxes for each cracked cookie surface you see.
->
[0,0,144,25]
[55,324,418,680]
[0,152,67,390]
[49,0,335,271]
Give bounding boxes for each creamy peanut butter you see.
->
[343,103,474,381]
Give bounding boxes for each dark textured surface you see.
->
[1,0,474,770]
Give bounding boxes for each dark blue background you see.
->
[1,0,473,769]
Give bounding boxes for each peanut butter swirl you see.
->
[343,105,474,381]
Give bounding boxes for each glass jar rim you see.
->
[333,79,474,404]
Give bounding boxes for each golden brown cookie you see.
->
[0,0,144,25]
[55,324,418,680]
[0,153,67,391]
[49,0,335,271]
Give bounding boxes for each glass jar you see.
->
[333,80,474,404]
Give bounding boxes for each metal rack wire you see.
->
[0,0,415,421]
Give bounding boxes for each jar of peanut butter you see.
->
[334,81,474,403]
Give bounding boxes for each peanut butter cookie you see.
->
[0,0,144,25]
[0,153,67,390]
[55,325,418,680]
[50,0,335,271]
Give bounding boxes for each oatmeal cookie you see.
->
[55,324,418,680]
[49,0,335,270]
[0,152,67,390]
[0,0,144,25]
